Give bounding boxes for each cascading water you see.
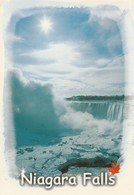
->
[70,101,124,121]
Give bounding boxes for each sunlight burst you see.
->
[39,17,53,34]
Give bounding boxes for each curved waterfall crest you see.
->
[70,101,124,121]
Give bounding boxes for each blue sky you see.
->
[7,7,125,96]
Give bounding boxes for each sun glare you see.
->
[39,17,53,34]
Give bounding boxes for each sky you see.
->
[7,7,125,97]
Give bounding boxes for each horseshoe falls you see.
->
[70,101,124,121]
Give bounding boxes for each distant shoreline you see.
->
[65,95,134,101]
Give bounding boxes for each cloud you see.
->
[10,6,123,66]
[95,55,124,69]
[19,42,89,74]
[89,5,122,22]
[21,65,124,97]
[22,42,80,65]
[16,40,124,97]
[6,34,24,42]
[88,6,124,58]
[8,6,125,96]
[19,41,110,69]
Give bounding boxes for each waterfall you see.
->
[70,101,124,121]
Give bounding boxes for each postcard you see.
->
[0,0,134,194]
